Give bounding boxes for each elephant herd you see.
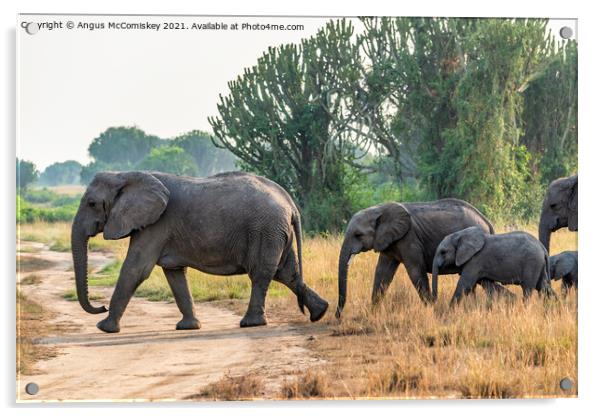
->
[70,171,577,333]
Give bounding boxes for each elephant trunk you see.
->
[71,213,108,315]
[539,217,552,252]
[335,240,354,319]
[432,258,440,301]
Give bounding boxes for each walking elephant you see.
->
[549,251,578,294]
[432,227,556,304]
[336,199,512,318]
[71,171,329,333]
[539,175,578,251]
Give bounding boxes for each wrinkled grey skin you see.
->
[72,171,328,333]
[549,251,578,295]
[433,226,556,304]
[539,175,578,252]
[336,199,513,317]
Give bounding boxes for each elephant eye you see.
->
[550,203,558,209]
[88,201,96,208]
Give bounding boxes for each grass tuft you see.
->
[189,372,264,401]
[281,371,330,399]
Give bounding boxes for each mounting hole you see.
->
[559,377,574,391]
[559,26,574,40]
[25,22,39,35]
[25,382,39,395]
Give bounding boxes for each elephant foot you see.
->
[97,317,120,333]
[176,317,201,330]
[302,285,329,322]
[240,313,267,328]
[309,299,329,322]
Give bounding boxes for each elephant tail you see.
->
[484,216,495,235]
[292,210,306,314]
[538,251,557,298]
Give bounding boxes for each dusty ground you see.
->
[16,241,325,402]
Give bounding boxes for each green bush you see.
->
[17,195,78,224]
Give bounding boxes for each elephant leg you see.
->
[371,254,400,305]
[478,279,516,301]
[405,264,431,303]
[163,267,200,330]
[240,275,271,327]
[97,237,163,333]
[273,250,328,322]
[521,286,534,301]
[450,274,477,306]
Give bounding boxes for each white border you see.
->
[3,1,600,415]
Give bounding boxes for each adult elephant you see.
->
[71,171,328,333]
[336,199,511,318]
[538,175,578,251]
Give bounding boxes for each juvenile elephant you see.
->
[71,171,329,333]
[539,175,577,251]
[550,251,578,294]
[336,199,512,317]
[432,226,556,304]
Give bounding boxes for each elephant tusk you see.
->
[347,254,355,266]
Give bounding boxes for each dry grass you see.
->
[18,222,116,253]
[187,372,265,401]
[16,290,57,375]
[43,184,86,196]
[281,371,332,399]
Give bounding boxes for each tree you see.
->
[137,146,199,176]
[210,19,365,232]
[39,160,83,186]
[88,126,164,167]
[418,19,553,220]
[81,126,165,183]
[16,158,39,190]
[173,130,236,176]
[348,17,476,188]
[521,40,577,184]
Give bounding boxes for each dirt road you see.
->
[16,241,324,402]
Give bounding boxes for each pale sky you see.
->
[17,15,576,170]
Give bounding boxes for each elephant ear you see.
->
[455,227,485,267]
[568,176,578,231]
[373,203,411,252]
[104,172,170,240]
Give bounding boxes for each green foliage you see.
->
[80,127,236,183]
[38,160,82,186]
[137,146,199,176]
[22,187,81,205]
[418,19,553,222]
[521,40,577,184]
[88,126,164,167]
[353,18,575,223]
[17,195,78,224]
[17,158,39,190]
[173,130,236,176]
[80,160,112,185]
[17,187,81,224]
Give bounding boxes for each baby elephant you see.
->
[550,251,578,294]
[432,226,556,304]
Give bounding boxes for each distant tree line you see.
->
[211,18,577,232]
[80,127,236,183]
[17,128,237,189]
